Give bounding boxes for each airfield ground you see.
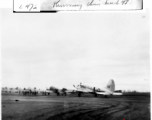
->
[2,93,150,120]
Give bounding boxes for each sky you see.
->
[1,9,150,92]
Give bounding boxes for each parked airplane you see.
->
[47,86,75,96]
[21,88,39,95]
[2,87,20,93]
[73,79,123,97]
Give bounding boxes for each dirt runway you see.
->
[2,94,150,120]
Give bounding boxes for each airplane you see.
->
[47,86,75,96]
[73,79,123,97]
[2,87,22,93]
[20,87,40,96]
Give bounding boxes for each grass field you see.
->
[2,93,150,120]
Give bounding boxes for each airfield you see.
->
[2,93,150,120]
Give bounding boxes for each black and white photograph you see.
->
[1,7,150,120]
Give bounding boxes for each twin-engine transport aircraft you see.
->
[73,79,123,97]
[46,87,75,96]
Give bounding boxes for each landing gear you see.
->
[78,92,81,97]
[57,92,60,96]
[94,93,97,97]
[104,95,107,98]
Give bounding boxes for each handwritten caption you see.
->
[19,3,37,11]
[52,0,129,10]
[14,0,142,12]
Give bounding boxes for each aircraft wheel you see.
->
[78,92,81,97]
[104,95,107,98]
[57,92,60,96]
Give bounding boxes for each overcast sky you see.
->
[1,9,150,92]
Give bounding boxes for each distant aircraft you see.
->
[20,87,39,96]
[73,79,123,97]
[47,87,74,96]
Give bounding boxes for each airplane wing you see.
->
[96,92,111,95]
[65,90,75,93]
[112,92,123,95]
[96,92,123,95]
[46,90,54,93]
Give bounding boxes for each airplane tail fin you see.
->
[106,79,115,92]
